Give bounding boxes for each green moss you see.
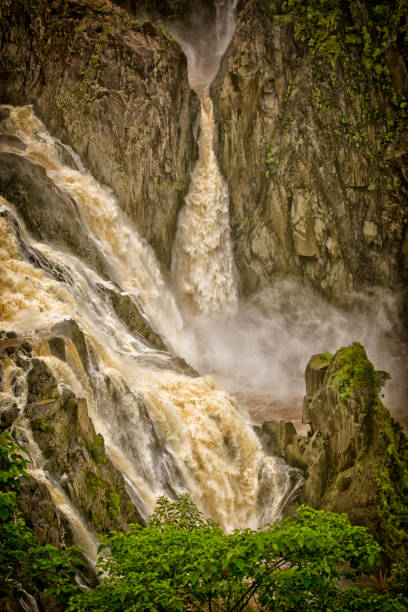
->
[374,408,408,594]
[105,491,121,520]
[311,351,334,369]
[329,342,389,403]
[277,0,408,144]
[90,434,108,465]
[85,471,104,496]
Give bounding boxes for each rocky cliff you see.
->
[0,0,198,267]
[258,343,408,592]
[0,330,142,538]
[212,0,408,301]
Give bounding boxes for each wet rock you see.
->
[0,134,26,150]
[0,392,19,429]
[257,419,297,457]
[19,479,74,548]
[50,319,89,371]
[26,358,58,403]
[102,285,167,351]
[47,336,66,362]
[21,341,32,355]
[0,107,10,120]
[0,0,198,269]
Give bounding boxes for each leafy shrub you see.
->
[68,494,407,611]
[0,432,81,606]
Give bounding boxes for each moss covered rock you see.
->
[293,343,407,593]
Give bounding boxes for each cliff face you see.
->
[0,0,198,267]
[212,0,408,300]
[259,344,408,592]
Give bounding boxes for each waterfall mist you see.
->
[176,282,407,427]
[169,0,238,99]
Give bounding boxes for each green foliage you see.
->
[0,433,81,606]
[329,342,390,403]
[375,415,408,594]
[68,495,407,611]
[265,152,280,178]
[276,0,408,143]
[0,432,29,522]
[105,491,121,520]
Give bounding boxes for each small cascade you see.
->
[13,418,99,566]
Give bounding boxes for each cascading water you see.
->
[1,0,403,567]
[172,100,238,315]
[0,104,301,541]
[171,0,238,316]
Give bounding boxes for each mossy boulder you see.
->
[260,343,407,592]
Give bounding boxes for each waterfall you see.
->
[171,0,238,316]
[0,105,301,537]
[172,100,238,315]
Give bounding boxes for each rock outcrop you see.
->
[0,0,198,268]
[260,343,408,592]
[0,333,143,546]
[212,0,408,300]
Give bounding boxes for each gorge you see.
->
[0,0,407,609]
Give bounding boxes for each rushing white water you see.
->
[0,105,300,535]
[171,0,238,316]
[1,106,183,350]
[172,100,238,315]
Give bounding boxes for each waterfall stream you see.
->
[172,99,238,316]
[172,0,238,317]
[0,103,301,539]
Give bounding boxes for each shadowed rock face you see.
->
[0,0,198,268]
[0,153,110,277]
[212,0,408,300]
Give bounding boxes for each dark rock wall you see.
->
[0,0,198,268]
[212,0,408,300]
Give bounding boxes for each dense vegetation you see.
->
[0,432,82,609]
[69,495,408,611]
[2,432,407,610]
[276,0,408,144]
